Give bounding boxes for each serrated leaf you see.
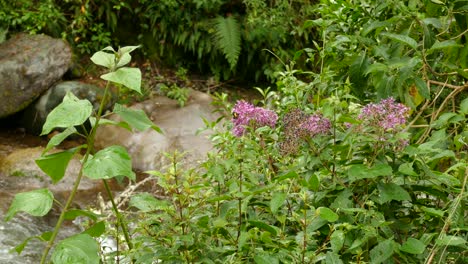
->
[101,67,142,94]
[51,234,99,264]
[317,207,339,222]
[43,127,78,154]
[270,192,286,214]
[400,238,426,254]
[370,239,394,264]
[378,183,411,204]
[129,193,170,212]
[427,40,463,54]
[5,189,53,221]
[90,50,115,69]
[381,32,418,50]
[213,16,241,69]
[41,92,93,135]
[348,164,392,182]
[36,148,80,183]
[83,145,135,181]
[113,104,162,133]
[398,162,418,176]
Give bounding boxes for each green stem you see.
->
[40,81,111,264]
[103,179,133,250]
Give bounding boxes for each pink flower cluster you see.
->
[301,114,332,137]
[358,97,410,131]
[232,100,278,137]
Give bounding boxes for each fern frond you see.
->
[213,16,241,70]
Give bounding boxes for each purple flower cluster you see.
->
[232,100,278,137]
[358,97,410,131]
[301,114,332,137]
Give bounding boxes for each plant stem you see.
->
[40,81,111,263]
[103,179,133,250]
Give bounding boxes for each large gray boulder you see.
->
[0,33,71,118]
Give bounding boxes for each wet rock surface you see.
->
[95,89,218,171]
[0,33,72,118]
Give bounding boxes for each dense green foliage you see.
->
[0,0,316,81]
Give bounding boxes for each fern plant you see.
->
[213,16,241,70]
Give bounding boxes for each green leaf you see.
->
[427,40,463,54]
[398,162,418,176]
[36,148,80,183]
[330,230,345,252]
[213,16,241,69]
[325,252,344,264]
[5,189,54,221]
[270,192,287,214]
[90,50,115,69]
[116,45,140,68]
[64,209,99,221]
[83,221,106,237]
[414,77,430,99]
[460,97,468,114]
[43,127,78,154]
[41,92,93,135]
[377,183,411,204]
[381,32,418,50]
[129,193,170,212]
[89,117,132,131]
[113,103,162,133]
[51,234,100,264]
[436,235,467,247]
[400,238,426,254]
[348,164,392,182]
[101,67,142,94]
[317,207,339,222]
[308,173,320,191]
[83,145,135,181]
[254,253,279,264]
[370,239,394,264]
[362,20,392,36]
[248,220,278,236]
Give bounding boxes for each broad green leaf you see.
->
[400,238,426,254]
[364,62,388,75]
[348,164,392,182]
[129,192,170,212]
[41,92,93,135]
[421,206,446,218]
[460,97,468,114]
[270,192,287,214]
[254,253,279,264]
[64,209,99,221]
[119,45,140,54]
[113,104,162,133]
[427,40,463,54]
[398,162,418,176]
[377,183,411,204]
[248,220,278,236]
[308,173,320,191]
[330,230,345,252]
[436,235,467,247]
[422,18,443,29]
[5,189,53,221]
[414,77,430,100]
[90,50,115,69]
[325,252,344,264]
[43,127,77,154]
[14,231,52,254]
[83,221,106,237]
[370,239,394,264]
[51,234,99,264]
[36,148,80,183]
[317,207,339,222]
[362,20,392,36]
[116,45,140,68]
[381,32,418,50]
[101,67,141,94]
[89,117,132,131]
[83,145,135,181]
